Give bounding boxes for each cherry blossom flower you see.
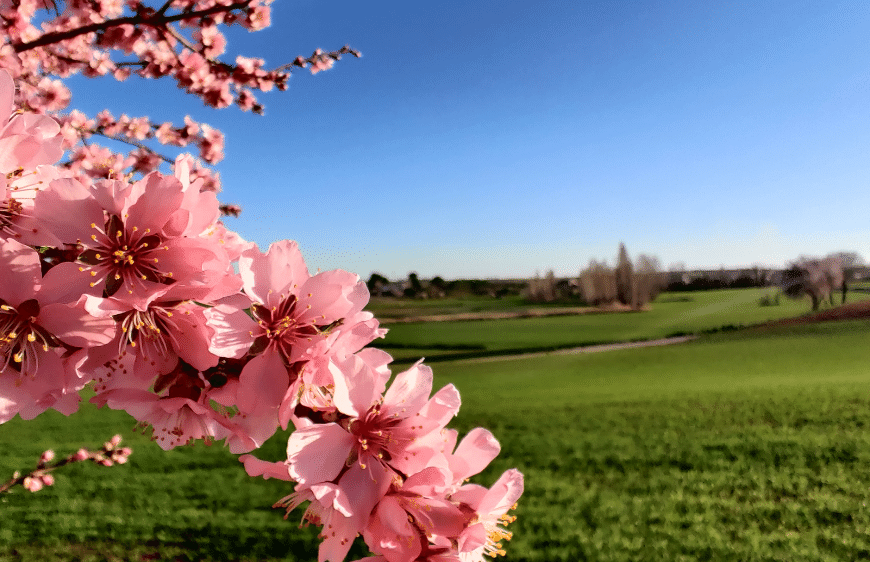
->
[34,171,231,298]
[362,467,466,562]
[205,240,370,420]
[448,469,523,561]
[0,239,115,422]
[83,282,221,385]
[286,358,460,490]
[0,70,63,174]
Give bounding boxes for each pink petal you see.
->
[38,303,115,348]
[0,239,40,305]
[171,304,219,371]
[298,270,360,323]
[38,262,101,304]
[330,356,385,417]
[418,384,461,427]
[382,362,433,418]
[204,304,257,359]
[449,428,501,482]
[239,455,292,481]
[125,172,184,232]
[237,349,288,414]
[286,423,355,486]
[477,469,524,518]
[239,240,309,306]
[0,71,12,124]
[33,177,105,245]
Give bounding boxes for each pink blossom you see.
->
[362,467,466,562]
[22,475,42,492]
[448,469,523,561]
[93,386,235,450]
[0,239,115,423]
[0,70,63,174]
[205,240,369,423]
[1,164,63,246]
[275,461,392,562]
[286,359,459,490]
[84,283,220,387]
[34,171,231,299]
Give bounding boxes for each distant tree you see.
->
[830,251,863,269]
[404,272,423,297]
[579,259,616,305]
[782,256,845,311]
[633,254,663,308]
[366,272,389,295]
[430,276,447,292]
[615,243,634,306]
[523,270,559,302]
[828,251,864,286]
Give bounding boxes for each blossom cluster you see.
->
[0,69,522,562]
[0,434,132,493]
[0,0,359,191]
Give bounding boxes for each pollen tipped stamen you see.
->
[0,307,53,375]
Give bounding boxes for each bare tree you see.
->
[633,254,664,308]
[615,243,634,306]
[579,259,617,305]
[524,270,558,303]
[782,255,845,311]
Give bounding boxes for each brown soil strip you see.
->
[757,300,870,328]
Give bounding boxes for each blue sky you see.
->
[67,0,870,279]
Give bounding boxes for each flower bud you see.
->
[23,476,42,492]
[39,450,55,464]
[40,474,55,487]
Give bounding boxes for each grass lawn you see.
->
[378,287,869,362]
[366,295,540,320]
[2,320,870,560]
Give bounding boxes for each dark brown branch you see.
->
[13,1,250,53]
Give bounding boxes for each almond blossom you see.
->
[0,239,115,422]
[205,240,374,425]
[362,467,466,562]
[448,469,523,561]
[34,171,232,298]
[286,358,460,489]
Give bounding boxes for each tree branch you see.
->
[12,1,250,53]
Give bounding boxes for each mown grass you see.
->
[3,320,870,560]
[366,295,538,320]
[378,287,865,362]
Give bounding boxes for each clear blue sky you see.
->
[67,0,870,280]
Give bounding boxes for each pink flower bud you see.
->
[73,449,89,462]
[23,476,43,492]
[40,474,55,487]
[39,450,55,464]
[110,435,122,447]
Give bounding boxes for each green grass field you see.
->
[377,288,868,362]
[2,293,870,560]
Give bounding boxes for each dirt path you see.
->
[758,299,870,327]
[456,335,698,364]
